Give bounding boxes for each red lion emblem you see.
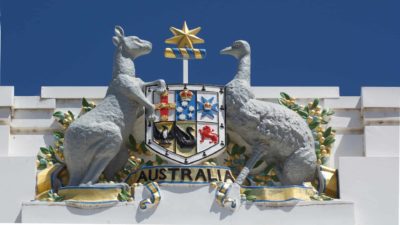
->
[199,125,219,144]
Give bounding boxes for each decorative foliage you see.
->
[243,190,257,202]
[278,92,335,165]
[118,188,133,202]
[46,190,64,202]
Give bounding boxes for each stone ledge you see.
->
[0,86,14,107]
[0,156,36,222]
[22,185,354,225]
[324,97,361,109]
[14,96,56,109]
[252,86,340,99]
[339,156,399,225]
[41,87,107,99]
[362,87,400,108]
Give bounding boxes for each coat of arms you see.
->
[145,84,226,164]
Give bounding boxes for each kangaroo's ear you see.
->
[112,36,120,46]
[115,26,124,37]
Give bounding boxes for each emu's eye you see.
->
[233,43,241,48]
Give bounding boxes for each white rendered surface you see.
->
[0,86,14,106]
[0,125,10,156]
[22,185,355,225]
[0,156,36,222]
[364,126,400,157]
[362,87,400,108]
[0,107,11,124]
[41,87,107,99]
[183,60,188,83]
[0,85,399,224]
[14,96,56,109]
[324,97,361,109]
[340,157,399,225]
[252,86,339,99]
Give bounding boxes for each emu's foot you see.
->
[216,182,242,209]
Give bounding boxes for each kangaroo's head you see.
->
[220,40,250,59]
[112,26,152,59]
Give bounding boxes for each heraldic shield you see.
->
[145,84,226,165]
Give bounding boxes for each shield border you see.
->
[145,84,226,165]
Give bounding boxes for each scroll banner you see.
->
[58,184,128,208]
[36,164,337,208]
[140,182,161,209]
[125,165,235,185]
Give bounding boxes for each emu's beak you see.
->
[220,46,232,55]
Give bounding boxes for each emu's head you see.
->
[220,40,250,59]
[112,26,152,59]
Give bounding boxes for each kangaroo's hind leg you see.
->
[80,125,123,185]
[278,147,317,185]
[103,145,129,180]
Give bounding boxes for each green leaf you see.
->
[238,146,246,154]
[264,164,275,175]
[53,111,63,118]
[271,175,280,182]
[280,92,291,100]
[128,135,137,150]
[254,160,263,169]
[243,190,252,195]
[82,98,90,107]
[312,99,319,108]
[297,110,308,118]
[145,160,153,166]
[68,111,75,120]
[40,147,50,154]
[231,144,240,155]
[38,158,47,170]
[252,177,264,182]
[155,155,164,165]
[53,131,64,140]
[128,159,137,167]
[278,99,287,106]
[48,145,55,154]
[323,127,332,138]
[140,142,150,153]
[246,195,257,201]
[324,137,335,146]
[309,122,319,130]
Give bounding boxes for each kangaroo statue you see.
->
[63,26,166,186]
[221,40,323,194]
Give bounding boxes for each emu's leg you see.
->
[279,147,317,185]
[235,147,264,185]
[103,145,129,180]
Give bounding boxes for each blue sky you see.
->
[1,0,399,96]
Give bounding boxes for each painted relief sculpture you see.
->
[63,26,166,186]
[34,22,338,211]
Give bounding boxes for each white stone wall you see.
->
[0,86,398,224]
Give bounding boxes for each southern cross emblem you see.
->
[198,96,218,119]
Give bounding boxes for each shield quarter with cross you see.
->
[145,84,226,165]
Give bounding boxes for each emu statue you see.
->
[63,26,165,186]
[221,40,323,190]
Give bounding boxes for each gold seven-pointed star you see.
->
[165,21,204,49]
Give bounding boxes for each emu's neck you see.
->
[112,47,135,78]
[234,54,250,83]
